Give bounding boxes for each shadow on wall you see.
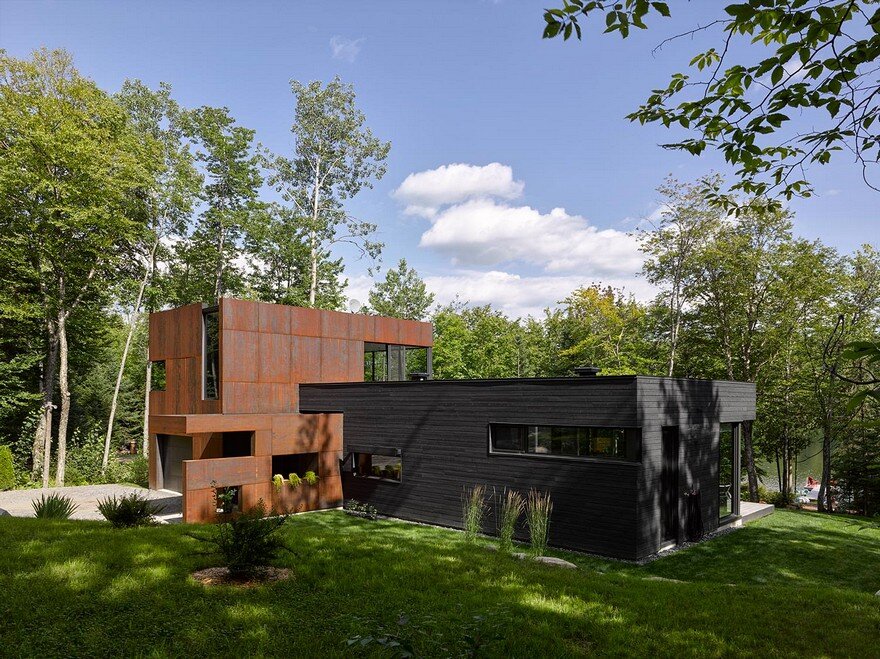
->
[634,379,723,551]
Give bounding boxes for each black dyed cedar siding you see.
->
[299,376,756,560]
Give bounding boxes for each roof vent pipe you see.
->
[409,372,430,381]
[574,365,601,377]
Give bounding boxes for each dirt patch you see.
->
[191,566,292,587]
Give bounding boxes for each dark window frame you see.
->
[718,422,741,521]
[488,422,642,464]
[347,447,403,484]
[202,306,220,400]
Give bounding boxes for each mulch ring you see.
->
[191,566,292,587]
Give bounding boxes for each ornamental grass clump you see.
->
[498,489,525,553]
[287,473,301,488]
[461,484,487,542]
[303,470,319,486]
[32,493,77,519]
[526,489,553,556]
[97,492,165,528]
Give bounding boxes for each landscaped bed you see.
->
[0,510,877,657]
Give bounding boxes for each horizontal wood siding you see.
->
[635,377,757,557]
[301,377,642,559]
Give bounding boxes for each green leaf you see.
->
[651,2,670,17]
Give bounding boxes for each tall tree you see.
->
[367,259,435,321]
[244,203,346,309]
[180,106,261,304]
[640,176,721,376]
[103,80,200,466]
[542,1,880,205]
[0,49,156,485]
[686,206,833,500]
[262,77,390,307]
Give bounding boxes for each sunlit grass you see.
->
[0,509,877,657]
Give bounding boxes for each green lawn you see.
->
[0,510,877,657]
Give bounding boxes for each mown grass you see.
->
[0,509,877,657]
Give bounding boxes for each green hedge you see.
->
[0,445,14,490]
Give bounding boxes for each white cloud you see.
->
[418,198,642,274]
[393,162,524,218]
[424,270,656,318]
[329,36,365,63]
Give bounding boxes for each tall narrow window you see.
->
[203,308,220,399]
[719,423,738,520]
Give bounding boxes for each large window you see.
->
[719,423,739,520]
[489,424,640,461]
[364,343,430,381]
[203,308,220,399]
[349,449,402,482]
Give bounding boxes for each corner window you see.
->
[350,449,402,482]
[364,343,431,381]
[203,308,220,400]
[489,424,640,462]
[150,360,166,391]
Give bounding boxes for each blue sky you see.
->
[2,0,876,316]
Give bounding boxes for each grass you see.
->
[0,509,877,657]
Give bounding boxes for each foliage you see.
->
[834,418,880,516]
[261,76,390,307]
[497,489,525,553]
[287,473,302,488]
[461,484,487,542]
[542,1,880,205]
[343,499,379,520]
[303,470,319,486]
[0,445,13,491]
[213,484,237,514]
[32,493,77,519]
[526,489,553,556]
[97,492,164,528]
[272,474,284,491]
[367,258,435,321]
[191,499,289,576]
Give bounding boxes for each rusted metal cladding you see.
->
[218,298,432,414]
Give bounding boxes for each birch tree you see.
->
[102,81,200,467]
[0,49,155,485]
[262,77,389,307]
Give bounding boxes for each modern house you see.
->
[148,299,755,560]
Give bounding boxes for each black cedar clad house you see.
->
[149,299,755,560]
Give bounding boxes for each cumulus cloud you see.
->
[418,198,642,274]
[424,270,656,318]
[393,162,524,218]
[329,36,365,62]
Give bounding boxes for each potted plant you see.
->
[272,474,285,491]
[303,470,319,486]
[288,473,301,488]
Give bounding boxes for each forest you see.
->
[1,47,878,517]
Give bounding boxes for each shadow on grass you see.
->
[0,510,877,657]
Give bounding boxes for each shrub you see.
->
[498,489,525,553]
[97,492,165,528]
[344,499,379,520]
[192,499,289,576]
[33,493,77,519]
[0,445,14,491]
[526,489,553,556]
[303,470,319,486]
[461,484,486,542]
[125,455,149,487]
[288,473,301,488]
[272,474,285,490]
[767,490,795,508]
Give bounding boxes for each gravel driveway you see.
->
[0,485,181,522]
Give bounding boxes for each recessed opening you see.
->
[222,431,253,458]
[272,452,318,477]
[350,449,402,482]
[150,360,166,391]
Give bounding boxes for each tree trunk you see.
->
[214,223,225,303]
[142,354,151,459]
[743,421,759,502]
[103,248,154,470]
[818,415,833,513]
[33,321,58,483]
[54,310,71,486]
[308,160,321,307]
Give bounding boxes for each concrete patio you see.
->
[0,485,182,523]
